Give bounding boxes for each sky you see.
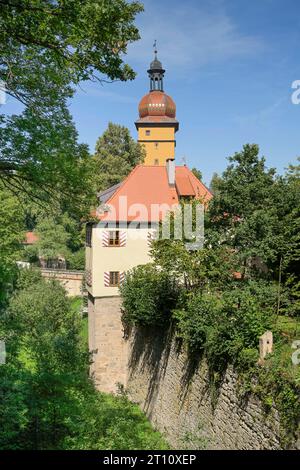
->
[3,0,300,186]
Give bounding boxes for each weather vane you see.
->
[153,39,157,57]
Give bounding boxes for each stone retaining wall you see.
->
[126,325,288,450]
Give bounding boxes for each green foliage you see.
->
[174,282,274,371]
[62,391,168,450]
[0,105,94,214]
[191,167,203,181]
[15,268,43,291]
[209,172,222,195]
[208,144,281,268]
[0,0,143,108]
[0,367,29,450]
[23,205,87,269]
[120,264,180,326]
[151,239,236,291]
[66,248,85,271]
[0,0,143,206]
[93,122,145,191]
[35,216,71,261]
[0,275,167,450]
[0,186,25,308]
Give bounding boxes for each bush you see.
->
[174,282,275,371]
[66,248,85,270]
[120,264,180,326]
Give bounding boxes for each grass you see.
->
[261,315,300,387]
[63,391,170,450]
[276,315,300,340]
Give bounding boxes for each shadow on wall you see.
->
[126,325,284,450]
[127,323,240,417]
[128,324,174,417]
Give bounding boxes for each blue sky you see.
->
[4,0,300,186]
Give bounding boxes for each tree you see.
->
[35,217,71,263]
[208,144,279,273]
[0,185,25,309]
[0,0,143,204]
[0,105,95,213]
[5,274,88,449]
[0,0,143,108]
[120,264,180,326]
[209,172,222,195]
[93,122,145,191]
[281,159,300,315]
[191,167,202,181]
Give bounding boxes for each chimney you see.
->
[166,158,175,186]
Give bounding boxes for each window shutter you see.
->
[102,231,109,247]
[104,271,110,287]
[85,269,92,286]
[120,231,127,247]
[119,271,125,285]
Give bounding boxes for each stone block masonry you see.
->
[41,269,84,297]
[126,325,291,450]
[88,295,128,393]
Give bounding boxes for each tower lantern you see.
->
[135,45,179,166]
[148,42,165,91]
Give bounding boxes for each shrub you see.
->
[120,264,180,326]
[66,248,85,271]
[174,282,275,371]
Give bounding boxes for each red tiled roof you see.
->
[178,167,212,201]
[97,165,212,223]
[24,231,39,245]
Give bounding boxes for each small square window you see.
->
[154,142,159,148]
[154,159,159,165]
[109,271,120,287]
[145,130,151,136]
[109,231,120,246]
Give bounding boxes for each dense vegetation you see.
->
[121,144,300,443]
[0,0,143,206]
[0,270,167,449]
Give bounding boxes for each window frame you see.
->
[109,271,120,287]
[108,230,120,247]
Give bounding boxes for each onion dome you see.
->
[138,90,176,119]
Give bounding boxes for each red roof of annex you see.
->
[96,165,212,223]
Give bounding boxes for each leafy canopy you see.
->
[93,122,145,191]
[0,1,143,206]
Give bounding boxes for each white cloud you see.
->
[127,0,264,75]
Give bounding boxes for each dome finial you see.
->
[153,39,158,59]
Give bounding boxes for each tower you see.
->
[135,46,179,166]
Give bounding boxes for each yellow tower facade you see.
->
[135,51,179,166]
